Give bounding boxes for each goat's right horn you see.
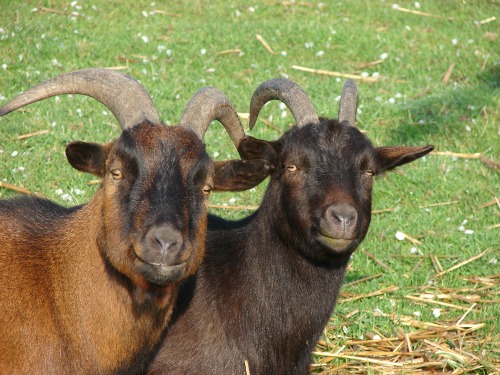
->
[0,68,160,130]
[179,87,245,146]
[338,79,358,127]
[249,78,319,129]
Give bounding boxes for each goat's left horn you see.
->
[249,78,319,129]
[0,69,161,130]
[179,87,245,146]
[338,79,358,127]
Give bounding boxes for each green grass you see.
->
[1,0,498,372]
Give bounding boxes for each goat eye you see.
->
[286,164,297,172]
[111,169,123,180]
[366,170,374,176]
[202,185,212,195]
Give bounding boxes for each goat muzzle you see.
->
[134,223,189,285]
[317,203,359,252]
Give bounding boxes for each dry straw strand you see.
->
[292,65,379,83]
[255,34,275,54]
[434,249,491,278]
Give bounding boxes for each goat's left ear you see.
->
[213,159,271,191]
[374,145,434,174]
[66,141,112,177]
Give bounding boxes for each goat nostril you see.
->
[327,204,358,228]
[153,235,177,251]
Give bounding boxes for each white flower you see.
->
[432,308,441,318]
[228,198,236,204]
[61,194,73,202]
[248,6,255,13]
[1,64,7,70]
[304,42,314,49]
[281,51,287,56]
[372,334,381,340]
[464,229,474,235]
[141,35,149,43]
[413,311,421,317]
[315,50,324,57]
[55,189,63,195]
[395,231,405,241]
[11,151,18,157]
[380,52,388,59]
[281,111,287,118]
[452,38,458,46]
[414,2,421,9]
[200,48,207,55]
[392,4,399,10]
[213,151,220,158]
[388,98,395,104]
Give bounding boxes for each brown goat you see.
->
[147,79,434,374]
[0,69,268,374]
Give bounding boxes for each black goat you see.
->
[0,69,268,374]
[147,79,434,375]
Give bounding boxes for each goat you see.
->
[147,78,434,375]
[0,69,268,374]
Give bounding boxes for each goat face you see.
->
[66,123,212,287]
[239,79,433,263]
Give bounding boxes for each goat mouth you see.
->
[316,233,354,252]
[136,256,188,285]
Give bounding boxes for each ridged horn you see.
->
[0,68,160,130]
[338,79,358,127]
[248,78,319,129]
[179,87,244,146]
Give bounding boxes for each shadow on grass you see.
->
[385,65,499,149]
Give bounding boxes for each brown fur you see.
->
[0,122,256,374]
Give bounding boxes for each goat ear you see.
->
[65,141,111,177]
[212,159,271,191]
[374,145,434,174]
[237,135,280,168]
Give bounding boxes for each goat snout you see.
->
[323,203,358,238]
[317,203,359,251]
[138,224,187,266]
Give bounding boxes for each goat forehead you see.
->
[120,123,207,174]
[281,123,374,166]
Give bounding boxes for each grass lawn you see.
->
[0,0,498,373]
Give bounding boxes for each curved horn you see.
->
[179,87,244,147]
[249,78,319,129]
[338,79,358,127]
[0,69,160,130]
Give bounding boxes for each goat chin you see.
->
[315,234,355,252]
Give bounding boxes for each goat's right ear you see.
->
[374,145,434,174]
[65,141,111,177]
[213,159,271,192]
[237,136,280,168]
